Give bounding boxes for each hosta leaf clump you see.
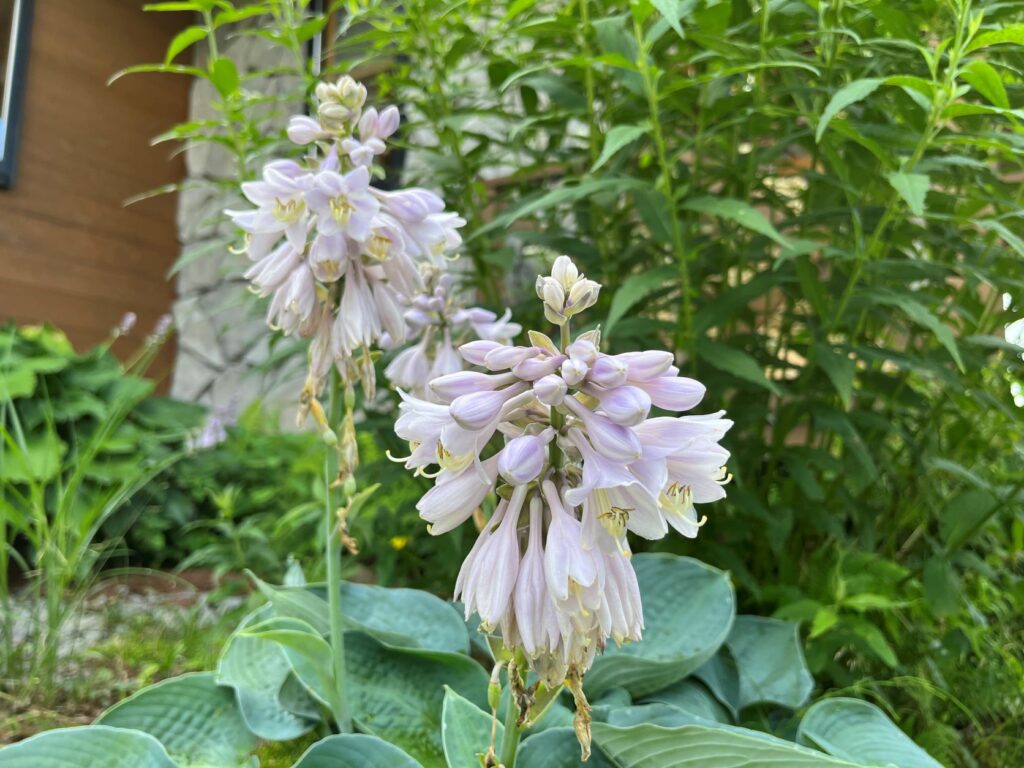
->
[584,554,735,699]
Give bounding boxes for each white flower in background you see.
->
[383,267,521,399]
[393,255,732,753]
[226,75,466,414]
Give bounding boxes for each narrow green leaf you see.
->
[593,124,649,171]
[605,265,676,336]
[650,0,687,39]
[966,23,1024,53]
[683,197,789,246]
[210,56,240,98]
[165,25,208,64]
[961,59,1009,108]
[814,344,855,410]
[816,78,885,142]
[884,171,929,216]
[697,339,781,394]
[867,292,963,371]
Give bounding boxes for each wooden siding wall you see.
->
[0,1,191,383]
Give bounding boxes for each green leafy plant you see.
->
[0,552,948,767]
[0,322,204,703]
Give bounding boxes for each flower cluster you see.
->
[227,76,466,405]
[395,256,732,745]
[384,267,521,400]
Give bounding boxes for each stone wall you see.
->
[170,34,303,417]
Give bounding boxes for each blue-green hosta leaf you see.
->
[584,554,735,699]
[335,582,470,654]
[695,616,813,714]
[96,672,257,767]
[249,574,330,635]
[816,78,885,142]
[517,728,615,768]
[593,722,862,767]
[0,726,177,768]
[441,686,500,768]
[259,577,470,654]
[727,616,814,710]
[216,608,316,741]
[241,616,337,711]
[346,632,489,768]
[642,679,733,723]
[292,734,422,768]
[606,703,703,728]
[798,698,943,767]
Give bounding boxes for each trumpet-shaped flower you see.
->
[395,254,732,734]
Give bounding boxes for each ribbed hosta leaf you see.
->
[292,734,422,768]
[798,698,943,767]
[347,632,489,768]
[585,554,735,698]
[96,672,257,767]
[642,679,733,723]
[517,728,615,768]
[695,615,813,713]
[259,577,470,653]
[216,607,315,741]
[726,615,814,709]
[593,723,862,767]
[441,686,499,768]
[335,582,471,653]
[0,726,177,768]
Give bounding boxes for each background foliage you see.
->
[11,0,1020,764]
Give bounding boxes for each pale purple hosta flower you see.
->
[383,269,521,399]
[342,105,400,166]
[226,75,466,405]
[395,256,732,728]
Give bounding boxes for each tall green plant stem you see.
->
[325,369,352,733]
[499,695,523,767]
[828,0,969,335]
[633,19,694,363]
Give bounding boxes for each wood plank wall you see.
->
[0,1,192,385]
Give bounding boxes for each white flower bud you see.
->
[566,278,600,316]
[551,255,579,290]
[534,374,567,405]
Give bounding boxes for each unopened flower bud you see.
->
[534,374,567,405]
[565,278,600,316]
[287,115,326,145]
[588,355,628,388]
[551,255,579,290]
[593,385,652,426]
[567,339,597,365]
[498,432,549,485]
[459,340,502,366]
[561,358,588,386]
[376,105,400,138]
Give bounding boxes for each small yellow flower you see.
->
[389,536,411,551]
